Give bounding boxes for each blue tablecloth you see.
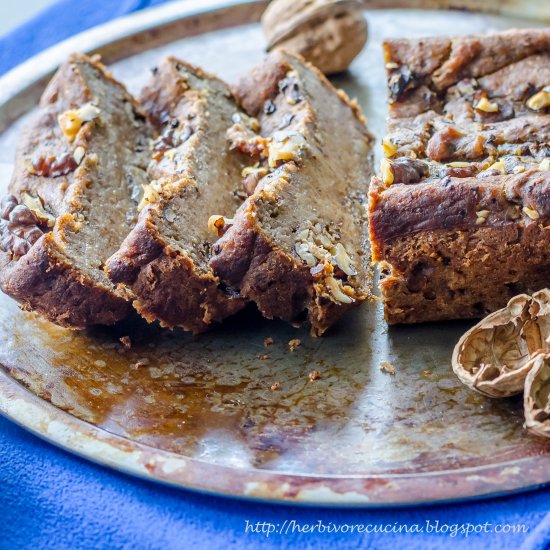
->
[0,2,549,548]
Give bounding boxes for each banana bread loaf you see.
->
[0,53,153,328]
[369,29,550,324]
[210,50,374,336]
[106,57,248,332]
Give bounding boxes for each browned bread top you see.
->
[370,28,550,251]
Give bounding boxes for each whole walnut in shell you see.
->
[261,0,368,75]
[524,351,550,439]
[452,289,550,398]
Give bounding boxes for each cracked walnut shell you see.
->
[261,0,367,75]
[452,289,550,398]
[524,352,550,439]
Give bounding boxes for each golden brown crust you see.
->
[0,233,131,328]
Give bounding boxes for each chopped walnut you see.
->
[242,165,268,195]
[263,337,274,347]
[208,214,234,237]
[270,382,280,391]
[308,370,321,381]
[380,361,396,375]
[0,195,46,258]
[523,206,540,220]
[380,158,394,185]
[526,88,550,111]
[227,114,266,159]
[119,336,132,349]
[257,354,270,361]
[58,102,101,142]
[325,276,355,304]
[20,193,55,228]
[475,209,490,225]
[138,180,162,212]
[288,338,301,352]
[267,130,307,168]
[447,161,471,168]
[27,152,78,177]
[382,137,397,158]
[487,160,506,174]
[73,146,86,165]
[474,97,499,113]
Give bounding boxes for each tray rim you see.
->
[2,368,550,507]
[0,0,549,507]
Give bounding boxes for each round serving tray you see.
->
[0,0,549,506]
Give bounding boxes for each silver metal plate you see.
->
[0,0,549,506]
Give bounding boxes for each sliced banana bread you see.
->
[105,58,248,333]
[210,50,375,336]
[369,29,550,324]
[0,53,153,328]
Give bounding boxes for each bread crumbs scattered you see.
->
[119,336,132,349]
[134,358,150,369]
[309,370,321,381]
[257,354,270,360]
[288,339,301,352]
[380,361,396,375]
[264,337,274,347]
[271,382,280,391]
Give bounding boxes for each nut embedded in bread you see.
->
[210,49,375,336]
[369,28,550,325]
[0,53,154,328]
[105,57,249,333]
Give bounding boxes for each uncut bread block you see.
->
[210,50,375,336]
[106,58,248,333]
[368,28,550,324]
[0,53,153,328]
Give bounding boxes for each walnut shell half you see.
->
[524,351,550,439]
[452,289,550,398]
[262,0,367,75]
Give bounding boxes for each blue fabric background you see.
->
[0,1,549,548]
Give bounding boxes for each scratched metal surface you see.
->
[0,0,549,505]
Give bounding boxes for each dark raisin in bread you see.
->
[0,53,153,328]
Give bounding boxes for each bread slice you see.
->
[105,58,248,333]
[0,53,153,328]
[210,50,375,336]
